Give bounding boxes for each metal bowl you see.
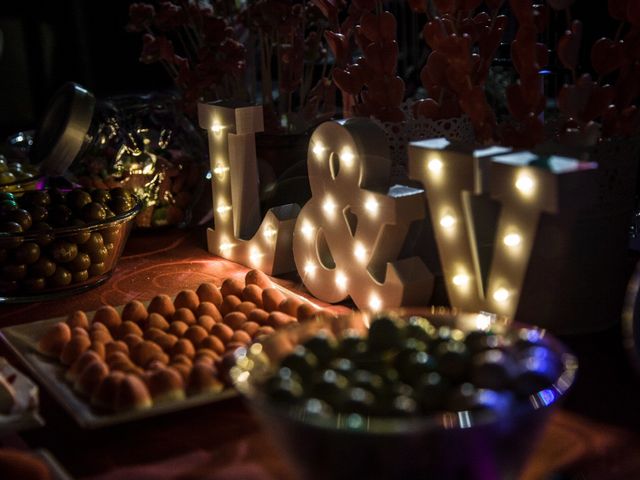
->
[232,309,577,480]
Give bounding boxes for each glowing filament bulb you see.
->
[219,241,233,253]
[249,247,263,265]
[304,261,317,276]
[493,288,510,303]
[312,142,326,158]
[323,198,337,217]
[335,272,348,289]
[340,148,355,166]
[211,123,224,134]
[428,158,443,174]
[213,164,229,177]
[354,242,367,262]
[263,224,277,240]
[369,294,382,311]
[217,203,232,214]
[364,197,379,215]
[503,232,522,247]
[440,214,456,229]
[300,221,314,240]
[452,274,469,287]
[515,174,535,195]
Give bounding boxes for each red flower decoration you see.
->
[140,34,175,64]
[154,1,186,31]
[127,3,155,32]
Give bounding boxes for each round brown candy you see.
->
[173,307,196,325]
[174,289,200,311]
[211,323,234,344]
[38,322,71,357]
[197,315,216,332]
[81,202,107,222]
[88,262,107,276]
[29,204,48,223]
[223,312,247,330]
[248,309,269,326]
[101,225,121,244]
[183,325,209,347]
[67,189,93,211]
[22,277,46,291]
[297,303,320,322]
[241,321,261,337]
[66,252,90,272]
[67,310,90,329]
[262,288,286,312]
[155,333,179,353]
[236,301,257,316]
[279,297,304,317]
[168,320,189,337]
[230,330,252,345]
[122,300,148,324]
[200,335,225,355]
[9,208,32,231]
[268,311,297,328]
[114,374,152,412]
[220,295,241,317]
[245,269,272,289]
[196,282,222,306]
[14,242,40,265]
[90,340,106,362]
[195,302,222,323]
[171,339,196,359]
[88,245,108,263]
[148,294,175,318]
[60,334,91,365]
[72,270,89,283]
[118,321,143,338]
[3,264,26,281]
[144,327,168,343]
[146,312,170,331]
[241,284,263,307]
[122,333,143,350]
[48,266,72,287]
[93,305,121,333]
[80,232,104,254]
[221,277,244,298]
[29,256,55,277]
[49,240,78,263]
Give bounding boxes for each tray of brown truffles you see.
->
[0,269,334,428]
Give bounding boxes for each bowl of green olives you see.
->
[231,310,577,480]
[0,187,141,302]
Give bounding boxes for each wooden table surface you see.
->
[1,227,640,480]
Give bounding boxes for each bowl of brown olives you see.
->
[0,187,141,302]
[0,155,40,193]
[231,309,577,480]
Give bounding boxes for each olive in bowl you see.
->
[231,310,577,480]
[0,188,141,302]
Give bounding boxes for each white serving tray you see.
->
[1,315,237,429]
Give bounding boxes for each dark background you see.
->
[0,0,617,139]
[0,0,172,138]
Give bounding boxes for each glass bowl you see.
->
[0,194,141,303]
[231,309,577,480]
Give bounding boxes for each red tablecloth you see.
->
[1,227,640,480]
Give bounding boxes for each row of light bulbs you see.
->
[210,118,537,313]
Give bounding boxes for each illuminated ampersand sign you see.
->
[199,101,300,275]
[409,139,597,320]
[293,119,434,311]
